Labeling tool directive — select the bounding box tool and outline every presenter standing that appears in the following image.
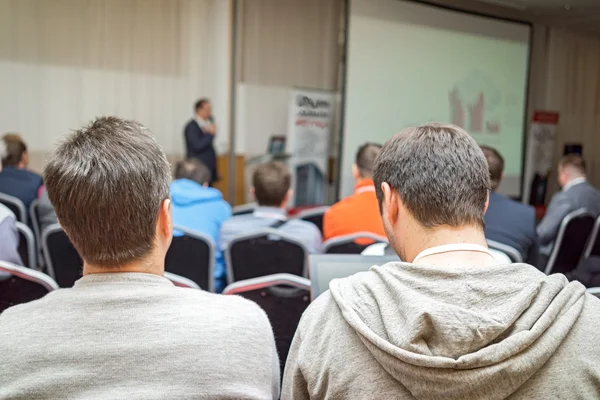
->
[184,98,218,184]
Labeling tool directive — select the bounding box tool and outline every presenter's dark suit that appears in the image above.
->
[184,119,217,184]
[484,191,539,267]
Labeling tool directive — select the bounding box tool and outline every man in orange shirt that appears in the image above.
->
[323,143,384,240]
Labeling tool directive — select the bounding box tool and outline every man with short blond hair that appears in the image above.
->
[0,117,280,399]
[283,123,600,399]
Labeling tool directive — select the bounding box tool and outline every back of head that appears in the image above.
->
[2,134,27,167]
[252,162,290,207]
[480,146,504,191]
[355,143,382,179]
[44,117,171,267]
[175,159,211,186]
[374,123,490,230]
[559,153,586,179]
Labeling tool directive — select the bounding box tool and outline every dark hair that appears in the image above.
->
[44,117,171,267]
[2,134,27,167]
[253,162,290,207]
[355,143,382,178]
[559,153,586,175]
[175,159,211,185]
[195,98,210,112]
[374,123,490,229]
[480,146,504,191]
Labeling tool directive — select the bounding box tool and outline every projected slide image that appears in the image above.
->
[449,71,501,134]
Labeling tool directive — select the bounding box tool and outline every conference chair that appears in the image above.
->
[0,260,58,313]
[309,254,399,300]
[164,271,201,289]
[232,202,257,216]
[544,209,595,275]
[487,239,523,263]
[296,206,330,234]
[323,232,388,254]
[165,226,215,292]
[42,223,83,288]
[225,229,308,284]
[587,287,600,298]
[583,215,600,259]
[223,273,311,378]
[0,192,26,223]
[16,222,36,269]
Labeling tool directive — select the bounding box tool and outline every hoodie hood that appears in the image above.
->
[170,179,223,206]
[329,262,587,400]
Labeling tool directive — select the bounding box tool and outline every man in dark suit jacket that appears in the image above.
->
[184,99,217,184]
[481,146,539,267]
[0,134,43,212]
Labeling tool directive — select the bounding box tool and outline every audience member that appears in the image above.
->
[220,162,322,253]
[323,143,385,241]
[0,117,280,398]
[0,134,43,211]
[171,159,232,292]
[537,154,600,257]
[37,188,58,233]
[0,141,23,266]
[481,146,539,266]
[282,123,600,399]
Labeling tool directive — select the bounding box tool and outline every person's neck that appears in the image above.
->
[405,224,494,267]
[83,256,164,276]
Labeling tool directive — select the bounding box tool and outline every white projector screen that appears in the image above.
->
[340,0,531,198]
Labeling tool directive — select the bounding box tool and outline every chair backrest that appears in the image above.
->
[29,199,42,244]
[323,232,388,254]
[15,222,36,269]
[42,224,83,287]
[296,206,330,234]
[225,229,308,284]
[309,254,399,300]
[487,239,523,263]
[164,271,201,289]
[545,209,595,275]
[232,202,257,216]
[165,226,215,292]
[0,192,26,223]
[583,215,600,258]
[0,261,58,313]
[587,287,600,298]
[223,273,311,378]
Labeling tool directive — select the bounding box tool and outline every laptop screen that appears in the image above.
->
[309,254,399,300]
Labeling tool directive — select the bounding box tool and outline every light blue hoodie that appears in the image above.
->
[170,179,232,292]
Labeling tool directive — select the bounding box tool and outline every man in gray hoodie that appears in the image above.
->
[282,123,600,400]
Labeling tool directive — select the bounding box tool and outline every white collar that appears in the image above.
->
[562,177,586,192]
[413,243,492,264]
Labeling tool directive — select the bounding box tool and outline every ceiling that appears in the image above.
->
[475,0,600,33]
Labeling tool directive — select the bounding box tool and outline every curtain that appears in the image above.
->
[543,28,600,190]
[0,0,232,171]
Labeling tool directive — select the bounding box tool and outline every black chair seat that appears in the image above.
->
[43,224,83,288]
[545,209,595,275]
[165,227,214,292]
[0,262,58,313]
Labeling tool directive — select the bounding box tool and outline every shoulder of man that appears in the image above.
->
[0,204,15,224]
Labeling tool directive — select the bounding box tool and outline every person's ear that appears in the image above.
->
[203,182,209,188]
[158,199,173,249]
[21,151,29,168]
[281,189,293,209]
[483,191,490,215]
[381,182,399,227]
[352,164,360,181]
[250,186,256,201]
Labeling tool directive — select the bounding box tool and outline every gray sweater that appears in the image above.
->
[0,273,280,399]
[283,262,600,399]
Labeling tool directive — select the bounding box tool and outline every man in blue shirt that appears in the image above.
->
[170,159,231,292]
[0,134,43,213]
[481,146,539,267]
[220,162,323,255]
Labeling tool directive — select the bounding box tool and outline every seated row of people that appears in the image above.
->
[1,118,599,399]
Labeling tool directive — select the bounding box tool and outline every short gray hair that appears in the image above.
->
[374,123,490,229]
[44,116,171,266]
